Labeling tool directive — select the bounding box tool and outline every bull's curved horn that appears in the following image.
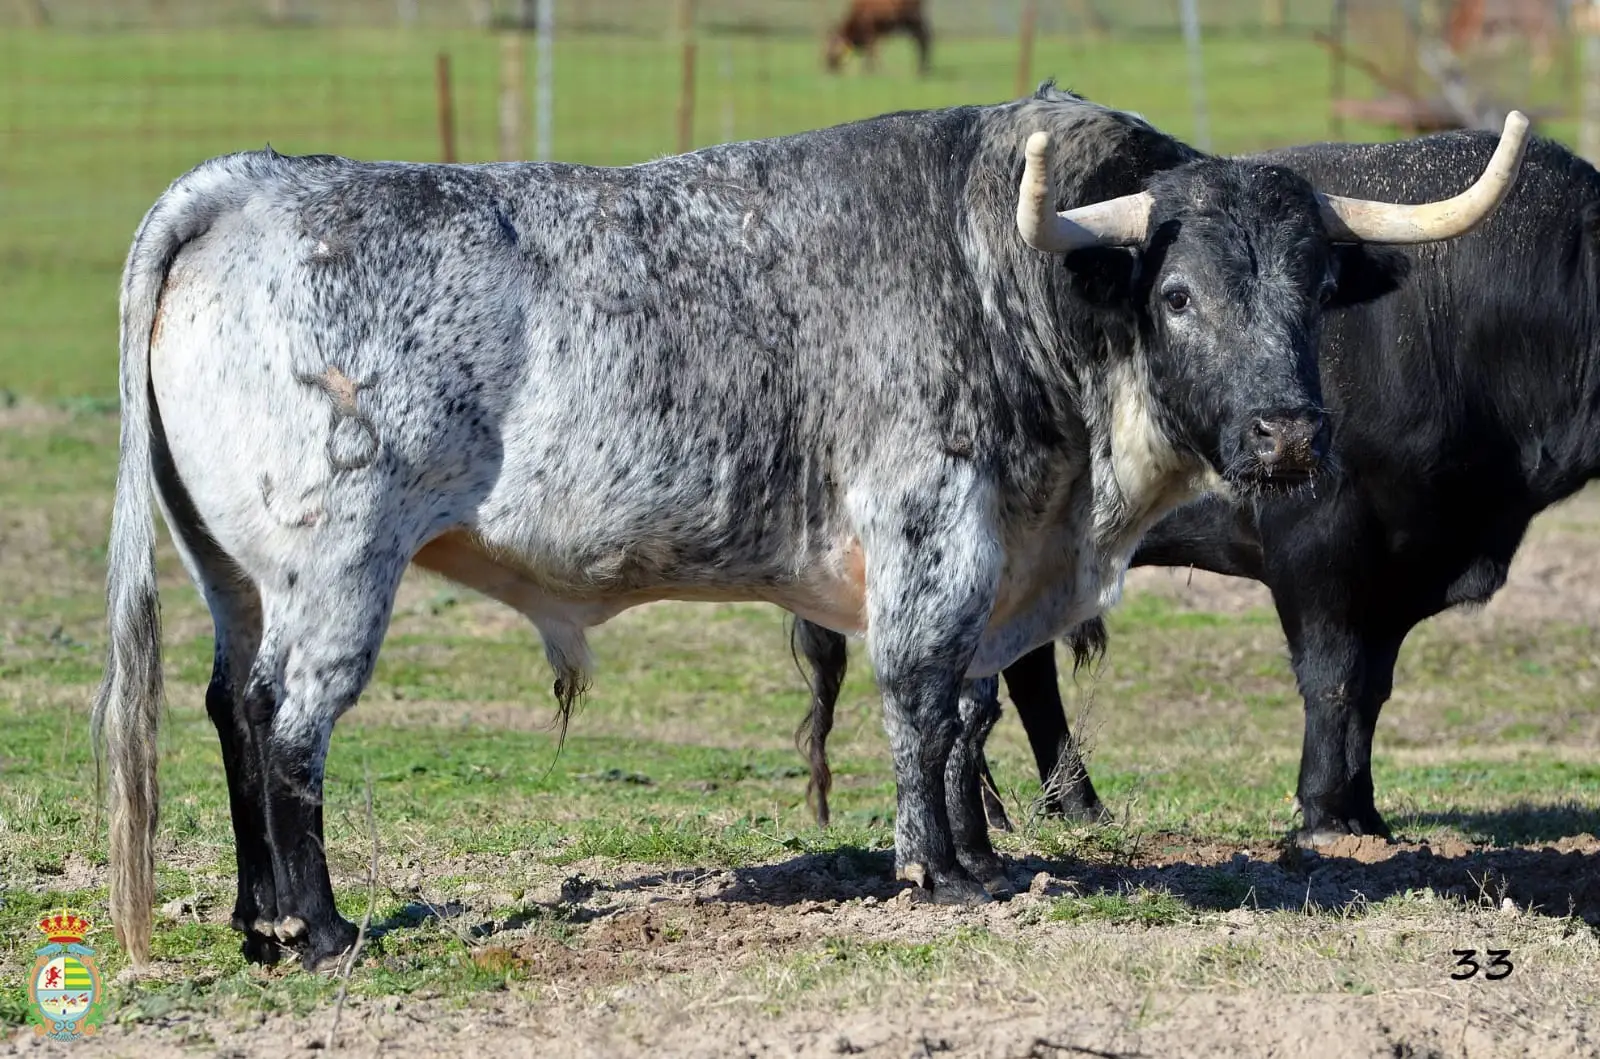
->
[1317,110,1530,244]
[1017,131,1152,252]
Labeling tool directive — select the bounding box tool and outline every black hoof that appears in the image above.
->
[1297,800,1392,847]
[298,919,360,972]
[897,861,992,906]
[241,931,285,966]
[979,874,1014,900]
[302,943,356,974]
[931,870,993,906]
[233,914,285,966]
[957,852,1013,899]
[1041,793,1111,824]
[263,912,359,973]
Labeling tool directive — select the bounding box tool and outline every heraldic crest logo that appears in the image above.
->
[28,909,104,1041]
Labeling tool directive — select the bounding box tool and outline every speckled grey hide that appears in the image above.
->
[99,86,1385,968]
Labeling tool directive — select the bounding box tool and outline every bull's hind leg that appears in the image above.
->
[1002,643,1108,823]
[946,678,1011,896]
[247,551,409,971]
[205,595,286,966]
[150,429,284,965]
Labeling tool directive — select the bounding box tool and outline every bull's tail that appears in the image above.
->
[790,619,850,828]
[93,157,257,968]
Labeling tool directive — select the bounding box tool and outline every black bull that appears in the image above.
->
[795,129,1600,842]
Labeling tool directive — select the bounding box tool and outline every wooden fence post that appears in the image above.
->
[1179,0,1211,151]
[535,0,554,160]
[1066,0,1107,41]
[15,0,51,25]
[1015,0,1039,99]
[499,34,527,161]
[677,0,698,154]
[436,51,458,163]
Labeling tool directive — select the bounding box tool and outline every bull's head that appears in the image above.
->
[1017,112,1529,490]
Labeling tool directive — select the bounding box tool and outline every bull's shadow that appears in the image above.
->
[589,836,1600,924]
[1399,803,1600,846]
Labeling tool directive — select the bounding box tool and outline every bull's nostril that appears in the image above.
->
[1251,419,1285,464]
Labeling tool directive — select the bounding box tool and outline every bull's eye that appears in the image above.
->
[1162,288,1191,313]
[1319,281,1337,305]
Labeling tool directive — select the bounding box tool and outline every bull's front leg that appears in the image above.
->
[946,677,1012,896]
[1290,626,1403,844]
[864,476,999,906]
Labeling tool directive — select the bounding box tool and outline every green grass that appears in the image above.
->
[1048,889,1192,927]
[1,25,1582,399]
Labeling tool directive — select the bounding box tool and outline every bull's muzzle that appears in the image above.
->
[1243,411,1327,482]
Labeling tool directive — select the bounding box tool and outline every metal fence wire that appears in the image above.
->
[5,2,1338,32]
[2,0,1585,397]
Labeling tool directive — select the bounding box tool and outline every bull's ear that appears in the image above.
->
[1327,244,1410,309]
[1062,246,1139,306]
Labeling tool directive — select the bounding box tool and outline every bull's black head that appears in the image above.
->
[1066,160,1407,489]
[1017,108,1528,492]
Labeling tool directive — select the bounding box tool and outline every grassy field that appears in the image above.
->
[2,25,1580,399]
[2,24,1598,1059]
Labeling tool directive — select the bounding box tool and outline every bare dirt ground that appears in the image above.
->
[12,832,1599,1059]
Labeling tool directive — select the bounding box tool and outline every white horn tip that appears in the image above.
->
[1504,110,1530,138]
[1025,131,1051,163]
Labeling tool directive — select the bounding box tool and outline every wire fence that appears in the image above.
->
[0,0,1583,396]
[4,1,1339,32]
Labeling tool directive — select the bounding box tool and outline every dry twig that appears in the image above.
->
[327,769,380,1050]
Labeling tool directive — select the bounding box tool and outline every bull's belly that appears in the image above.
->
[411,527,872,636]
[413,519,1128,681]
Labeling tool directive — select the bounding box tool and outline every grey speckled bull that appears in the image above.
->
[95,86,1519,973]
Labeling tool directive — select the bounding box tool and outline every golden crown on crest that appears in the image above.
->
[36,911,91,944]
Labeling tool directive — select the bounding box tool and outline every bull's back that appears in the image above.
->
[147,126,977,593]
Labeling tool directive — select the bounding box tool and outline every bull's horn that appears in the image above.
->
[1317,110,1531,244]
[1017,131,1152,252]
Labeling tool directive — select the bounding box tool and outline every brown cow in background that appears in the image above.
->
[825,0,931,76]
